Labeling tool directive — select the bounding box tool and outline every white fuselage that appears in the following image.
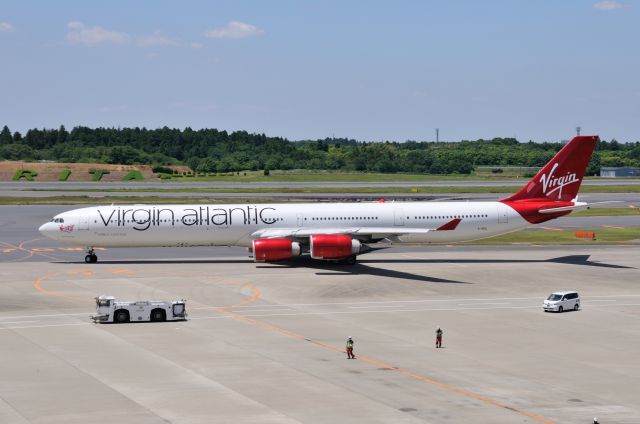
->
[39,201,529,247]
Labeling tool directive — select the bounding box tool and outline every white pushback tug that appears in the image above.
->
[92,295,187,323]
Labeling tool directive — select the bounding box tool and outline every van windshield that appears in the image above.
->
[547,294,562,301]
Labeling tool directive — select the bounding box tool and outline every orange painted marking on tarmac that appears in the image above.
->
[110,269,131,275]
[31,248,56,252]
[216,288,556,424]
[59,247,84,251]
[218,283,261,309]
[17,238,57,261]
[32,272,92,302]
[0,241,32,261]
[355,354,555,424]
[2,248,17,253]
[0,239,61,262]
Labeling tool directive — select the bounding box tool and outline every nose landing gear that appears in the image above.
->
[84,247,98,263]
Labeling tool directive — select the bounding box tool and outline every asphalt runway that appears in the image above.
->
[1,244,639,423]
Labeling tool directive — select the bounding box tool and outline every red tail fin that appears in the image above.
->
[502,135,598,203]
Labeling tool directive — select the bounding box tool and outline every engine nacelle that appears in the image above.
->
[310,234,361,260]
[252,238,301,262]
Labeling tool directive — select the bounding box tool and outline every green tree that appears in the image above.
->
[0,125,12,145]
[57,125,69,144]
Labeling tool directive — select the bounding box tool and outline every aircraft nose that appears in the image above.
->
[39,222,54,237]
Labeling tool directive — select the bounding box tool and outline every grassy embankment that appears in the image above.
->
[467,227,640,244]
[158,170,518,182]
[25,184,640,195]
[157,169,639,183]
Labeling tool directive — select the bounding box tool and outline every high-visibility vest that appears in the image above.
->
[347,340,353,348]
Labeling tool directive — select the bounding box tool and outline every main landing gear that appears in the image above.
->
[84,247,98,263]
[337,255,357,265]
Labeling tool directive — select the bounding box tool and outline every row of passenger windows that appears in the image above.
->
[307,214,488,222]
[411,214,488,219]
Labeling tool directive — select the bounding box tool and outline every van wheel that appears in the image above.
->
[150,309,166,322]
[114,310,129,323]
[558,306,563,313]
[574,303,579,311]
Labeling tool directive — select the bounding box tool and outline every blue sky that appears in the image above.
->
[1,1,638,142]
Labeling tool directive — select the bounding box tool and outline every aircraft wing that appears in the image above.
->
[251,218,461,240]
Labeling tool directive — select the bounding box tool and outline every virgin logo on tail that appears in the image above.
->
[539,163,579,199]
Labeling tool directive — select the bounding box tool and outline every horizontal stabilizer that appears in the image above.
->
[538,201,622,214]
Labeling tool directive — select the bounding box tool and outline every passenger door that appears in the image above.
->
[497,206,508,224]
[394,209,405,226]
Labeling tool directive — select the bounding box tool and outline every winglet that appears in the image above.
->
[437,218,461,231]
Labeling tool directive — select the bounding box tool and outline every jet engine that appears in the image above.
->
[309,234,361,260]
[252,238,301,262]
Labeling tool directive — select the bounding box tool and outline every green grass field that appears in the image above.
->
[165,170,513,182]
[467,227,640,244]
[570,207,640,217]
[26,184,640,195]
[130,169,640,183]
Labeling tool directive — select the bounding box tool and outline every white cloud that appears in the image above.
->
[66,21,130,46]
[0,21,15,32]
[136,30,179,47]
[203,21,264,39]
[593,1,625,10]
[191,42,203,49]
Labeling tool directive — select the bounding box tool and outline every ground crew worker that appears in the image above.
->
[346,336,356,359]
[436,327,443,348]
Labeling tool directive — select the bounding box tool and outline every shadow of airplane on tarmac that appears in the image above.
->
[257,261,471,284]
[59,254,631,285]
[360,254,633,269]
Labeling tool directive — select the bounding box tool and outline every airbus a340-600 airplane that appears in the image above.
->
[39,135,600,264]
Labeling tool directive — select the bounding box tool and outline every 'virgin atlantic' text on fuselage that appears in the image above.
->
[97,206,279,231]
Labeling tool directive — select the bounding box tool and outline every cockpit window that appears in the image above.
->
[51,218,65,223]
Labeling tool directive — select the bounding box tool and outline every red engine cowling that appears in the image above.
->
[310,234,361,260]
[252,238,301,262]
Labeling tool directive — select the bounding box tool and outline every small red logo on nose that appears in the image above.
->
[59,224,74,233]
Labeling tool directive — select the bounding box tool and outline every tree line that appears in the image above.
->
[1,125,639,175]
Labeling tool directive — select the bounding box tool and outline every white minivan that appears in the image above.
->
[543,291,580,312]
